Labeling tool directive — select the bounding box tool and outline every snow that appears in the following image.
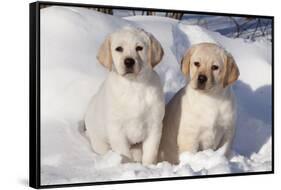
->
[40,6,272,185]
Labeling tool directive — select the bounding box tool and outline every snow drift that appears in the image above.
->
[40,6,272,185]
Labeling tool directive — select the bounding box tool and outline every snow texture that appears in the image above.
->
[40,6,272,185]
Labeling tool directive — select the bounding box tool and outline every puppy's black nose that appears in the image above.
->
[198,75,207,84]
[124,58,135,68]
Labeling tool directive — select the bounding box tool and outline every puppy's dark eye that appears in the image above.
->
[115,46,123,52]
[136,46,143,51]
[194,61,200,67]
[211,65,219,70]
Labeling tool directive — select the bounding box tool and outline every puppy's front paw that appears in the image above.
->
[142,157,156,166]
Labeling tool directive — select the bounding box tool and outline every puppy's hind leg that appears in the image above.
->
[87,131,109,155]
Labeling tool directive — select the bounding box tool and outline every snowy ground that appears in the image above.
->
[40,6,272,185]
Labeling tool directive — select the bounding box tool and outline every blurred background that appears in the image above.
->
[113,9,272,41]
[41,5,272,42]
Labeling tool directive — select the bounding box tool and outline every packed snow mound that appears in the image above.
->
[40,6,272,185]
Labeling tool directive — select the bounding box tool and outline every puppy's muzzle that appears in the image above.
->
[124,57,135,69]
[198,74,207,84]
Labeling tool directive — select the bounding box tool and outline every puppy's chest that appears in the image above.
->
[118,90,154,144]
[112,85,156,118]
[184,97,231,130]
[109,85,158,144]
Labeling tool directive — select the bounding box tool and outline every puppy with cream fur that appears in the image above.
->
[84,27,165,165]
[159,43,239,164]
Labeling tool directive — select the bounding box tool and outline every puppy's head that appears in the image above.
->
[97,27,164,79]
[181,43,239,91]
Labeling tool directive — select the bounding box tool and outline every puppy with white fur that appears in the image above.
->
[159,43,239,164]
[84,27,165,165]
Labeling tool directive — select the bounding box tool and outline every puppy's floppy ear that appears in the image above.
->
[97,35,113,70]
[148,33,164,68]
[223,52,240,88]
[181,46,194,77]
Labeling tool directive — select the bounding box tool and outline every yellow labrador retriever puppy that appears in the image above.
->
[159,43,239,164]
[84,27,165,165]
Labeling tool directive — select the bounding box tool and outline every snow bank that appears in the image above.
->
[40,6,272,185]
